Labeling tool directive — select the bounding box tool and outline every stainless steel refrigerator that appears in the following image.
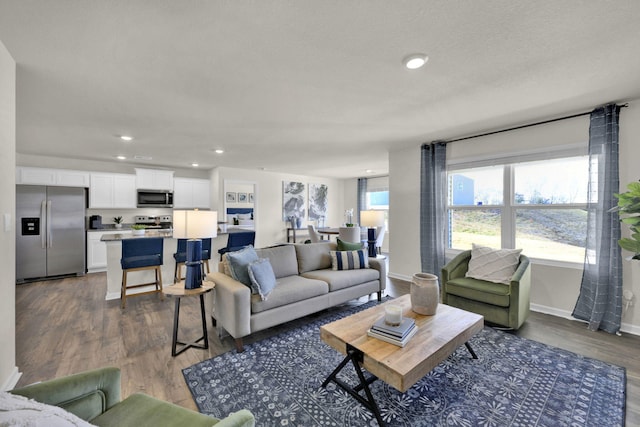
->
[16,185,86,283]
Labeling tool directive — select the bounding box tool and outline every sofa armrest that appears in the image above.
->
[208,272,252,339]
[368,257,387,291]
[510,255,530,284]
[10,367,121,421]
[214,409,256,427]
[441,250,472,283]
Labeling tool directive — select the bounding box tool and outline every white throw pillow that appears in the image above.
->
[0,391,94,427]
[465,244,522,284]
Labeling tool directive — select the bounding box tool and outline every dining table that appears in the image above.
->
[317,227,340,240]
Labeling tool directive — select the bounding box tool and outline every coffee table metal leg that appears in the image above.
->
[322,344,386,426]
[465,342,478,359]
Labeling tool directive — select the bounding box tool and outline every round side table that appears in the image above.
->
[163,280,215,357]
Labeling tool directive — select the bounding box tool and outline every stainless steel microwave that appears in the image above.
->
[137,190,173,208]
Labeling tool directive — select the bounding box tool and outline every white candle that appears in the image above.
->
[385,305,402,326]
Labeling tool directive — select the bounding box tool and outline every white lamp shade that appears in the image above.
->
[173,210,218,239]
[360,210,385,228]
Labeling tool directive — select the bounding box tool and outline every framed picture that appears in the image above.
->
[309,183,328,220]
[226,192,237,203]
[249,193,254,203]
[283,181,305,221]
[238,192,248,203]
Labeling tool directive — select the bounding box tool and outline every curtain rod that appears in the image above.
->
[443,103,629,144]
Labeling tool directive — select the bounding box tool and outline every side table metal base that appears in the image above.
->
[171,294,209,357]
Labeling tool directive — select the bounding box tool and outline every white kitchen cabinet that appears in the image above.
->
[87,230,122,273]
[135,168,174,191]
[16,167,90,187]
[89,173,136,208]
[173,177,211,209]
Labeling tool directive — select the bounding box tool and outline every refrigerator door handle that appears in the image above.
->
[47,200,52,248]
[40,200,47,248]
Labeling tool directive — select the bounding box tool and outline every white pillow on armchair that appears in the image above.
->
[465,243,522,284]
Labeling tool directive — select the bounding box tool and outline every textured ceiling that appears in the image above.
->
[1,1,639,178]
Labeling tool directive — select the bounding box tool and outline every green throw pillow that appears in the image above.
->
[336,238,363,251]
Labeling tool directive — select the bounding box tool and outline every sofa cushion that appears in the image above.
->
[248,258,277,300]
[226,245,259,289]
[251,275,329,313]
[1,392,94,427]
[337,238,364,251]
[466,244,522,284]
[445,277,511,307]
[256,245,299,278]
[302,268,379,292]
[294,242,334,273]
[330,250,369,270]
[91,393,219,427]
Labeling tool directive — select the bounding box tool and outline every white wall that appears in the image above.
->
[0,39,17,390]
[210,167,345,247]
[389,101,640,335]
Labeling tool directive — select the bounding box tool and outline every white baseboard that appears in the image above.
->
[387,272,412,282]
[1,367,22,391]
[388,282,640,337]
[530,303,640,336]
[105,291,120,300]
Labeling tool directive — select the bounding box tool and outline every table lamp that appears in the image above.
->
[173,209,217,289]
[360,210,385,258]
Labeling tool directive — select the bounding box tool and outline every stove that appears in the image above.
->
[134,215,172,229]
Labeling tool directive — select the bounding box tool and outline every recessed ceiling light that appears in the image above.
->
[120,135,133,141]
[403,54,428,69]
[365,169,374,174]
[192,163,199,167]
[116,155,126,160]
[214,149,224,154]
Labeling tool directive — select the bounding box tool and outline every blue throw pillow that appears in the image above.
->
[226,245,259,289]
[330,249,369,271]
[248,258,277,300]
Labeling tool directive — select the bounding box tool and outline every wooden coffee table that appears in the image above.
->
[320,294,483,426]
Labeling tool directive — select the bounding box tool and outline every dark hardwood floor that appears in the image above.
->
[14,273,639,425]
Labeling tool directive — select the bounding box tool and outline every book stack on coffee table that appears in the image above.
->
[367,316,418,347]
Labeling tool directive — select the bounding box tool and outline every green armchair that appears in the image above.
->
[10,367,255,427]
[441,250,531,329]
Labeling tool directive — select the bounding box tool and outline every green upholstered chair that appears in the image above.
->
[441,250,531,330]
[10,367,255,427]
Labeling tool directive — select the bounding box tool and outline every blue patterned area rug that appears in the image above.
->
[183,301,626,426]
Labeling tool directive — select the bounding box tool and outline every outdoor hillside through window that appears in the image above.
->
[448,155,589,263]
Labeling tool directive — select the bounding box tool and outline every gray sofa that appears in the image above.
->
[208,242,386,352]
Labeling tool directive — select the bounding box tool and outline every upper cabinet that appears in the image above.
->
[17,167,90,187]
[135,168,174,191]
[90,173,136,208]
[173,177,211,209]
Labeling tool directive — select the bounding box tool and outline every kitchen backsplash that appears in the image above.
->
[86,208,173,225]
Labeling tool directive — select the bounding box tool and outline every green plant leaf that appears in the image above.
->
[618,238,640,253]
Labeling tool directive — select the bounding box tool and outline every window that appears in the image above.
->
[365,177,389,230]
[447,156,588,263]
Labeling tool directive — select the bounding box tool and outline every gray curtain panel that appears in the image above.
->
[420,142,447,275]
[572,104,623,334]
[357,177,367,225]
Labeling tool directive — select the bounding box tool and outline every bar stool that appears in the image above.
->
[218,231,255,260]
[173,238,212,283]
[120,237,164,309]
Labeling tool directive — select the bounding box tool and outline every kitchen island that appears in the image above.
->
[100,229,238,301]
